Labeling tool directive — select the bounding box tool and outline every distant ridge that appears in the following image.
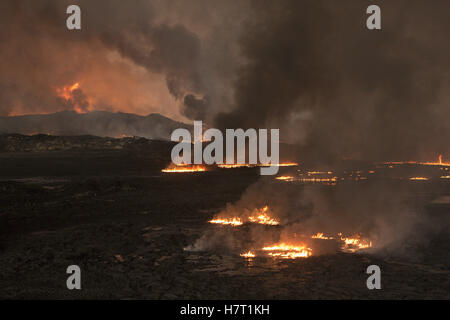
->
[0,111,192,140]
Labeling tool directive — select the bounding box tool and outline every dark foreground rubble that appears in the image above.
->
[0,138,448,299]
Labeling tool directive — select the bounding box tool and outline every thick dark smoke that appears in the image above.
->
[182,94,209,120]
[0,0,244,121]
[188,1,450,257]
[188,177,439,257]
[2,0,447,257]
[216,0,450,163]
[3,0,447,162]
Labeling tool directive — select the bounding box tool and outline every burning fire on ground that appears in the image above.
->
[239,243,312,260]
[218,164,256,169]
[276,176,295,182]
[262,243,312,259]
[311,232,372,252]
[185,157,450,259]
[247,206,280,225]
[209,217,243,226]
[218,162,298,169]
[338,233,372,253]
[209,206,279,226]
[207,206,372,259]
[409,177,429,181]
[382,155,450,167]
[311,232,334,240]
[161,164,207,173]
[240,251,256,258]
[273,155,450,185]
[239,233,373,260]
[161,162,298,173]
[269,163,298,167]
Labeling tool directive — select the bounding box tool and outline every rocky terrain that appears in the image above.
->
[0,134,448,299]
[0,111,192,140]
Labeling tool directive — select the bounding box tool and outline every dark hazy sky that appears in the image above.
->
[0,0,448,161]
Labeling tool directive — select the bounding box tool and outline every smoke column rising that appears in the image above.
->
[0,0,245,122]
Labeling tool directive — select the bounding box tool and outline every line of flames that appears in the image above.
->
[209,206,280,226]
[161,164,207,173]
[240,232,372,259]
[312,232,372,252]
[161,162,298,173]
[383,155,450,167]
[218,163,298,169]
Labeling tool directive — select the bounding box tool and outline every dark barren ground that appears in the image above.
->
[0,136,448,299]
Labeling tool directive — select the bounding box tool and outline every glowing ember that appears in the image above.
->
[306,171,330,175]
[298,177,337,183]
[383,155,450,167]
[311,232,334,240]
[161,164,207,173]
[209,217,243,226]
[240,251,256,258]
[269,162,299,167]
[262,243,312,259]
[311,232,372,252]
[217,164,255,169]
[409,177,429,181]
[218,163,298,169]
[276,176,294,181]
[339,234,372,252]
[210,206,279,226]
[248,206,280,225]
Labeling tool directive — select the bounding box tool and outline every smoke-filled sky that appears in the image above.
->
[0,0,449,162]
[0,0,245,120]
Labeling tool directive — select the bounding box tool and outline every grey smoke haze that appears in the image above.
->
[216,0,450,163]
[0,111,191,139]
[0,0,244,122]
[0,0,448,162]
[186,0,449,256]
[188,177,433,256]
[1,0,447,257]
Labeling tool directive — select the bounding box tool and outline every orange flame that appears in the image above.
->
[311,232,334,240]
[240,251,256,258]
[55,82,91,114]
[248,206,280,225]
[269,162,299,167]
[339,233,372,252]
[383,155,450,167]
[210,206,279,226]
[218,164,255,169]
[262,243,312,259]
[209,217,243,226]
[56,82,80,100]
[218,163,298,169]
[161,164,207,173]
[276,176,294,182]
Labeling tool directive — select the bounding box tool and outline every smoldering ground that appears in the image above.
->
[187,177,441,258]
[186,0,450,257]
